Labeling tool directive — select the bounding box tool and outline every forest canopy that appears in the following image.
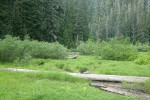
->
[0,0,150,48]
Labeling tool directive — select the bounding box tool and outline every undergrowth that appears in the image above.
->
[77,37,138,61]
[0,35,67,63]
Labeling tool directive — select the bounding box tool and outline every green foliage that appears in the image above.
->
[95,41,106,56]
[144,80,150,94]
[136,43,150,52]
[55,63,65,69]
[0,36,67,62]
[78,67,89,73]
[27,72,89,83]
[0,0,90,48]
[30,41,67,59]
[1,0,150,48]
[77,38,138,61]
[134,53,150,65]
[101,44,137,61]
[49,43,68,59]
[100,38,138,61]
[0,35,31,62]
[77,40,97,55]
[1,55,150,77]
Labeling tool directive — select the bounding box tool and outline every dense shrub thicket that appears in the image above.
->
[77,40,103,56]
[0,36,31,62]
[136,43,150,52]
[134,52,150,65]
[77,38,138,61]
[100,39,138,61]
[0,36,67,62]
[77,41,97,55]
[30,41,67,59]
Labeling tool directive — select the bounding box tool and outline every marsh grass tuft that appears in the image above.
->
[144,80,150,94]
[26,71,90,83]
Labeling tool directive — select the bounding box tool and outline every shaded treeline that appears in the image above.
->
[0,0,150,47]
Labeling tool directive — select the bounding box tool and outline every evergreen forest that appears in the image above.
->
[1,0,150,48]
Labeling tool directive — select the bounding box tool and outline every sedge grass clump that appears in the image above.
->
[79,67,89,73]
[26,72,89,83]
[55,63,65,69]
[144,80,150,94]
[76,66,89,73]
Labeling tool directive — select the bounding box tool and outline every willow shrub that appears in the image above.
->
[100,38,138,61]
[77,40,97,55]
[101,43,137,61]
[0,35,67,62]
[30,41,67,59]
[0,35,31,62]
[77,37,138,61]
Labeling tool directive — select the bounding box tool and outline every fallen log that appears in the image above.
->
[68,73,150,83]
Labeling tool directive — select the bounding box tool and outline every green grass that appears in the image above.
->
[0,71,138,100]
[144,80,150,94]
[0,53,150,77]
[26,71,89,83]
[0,53,149,99]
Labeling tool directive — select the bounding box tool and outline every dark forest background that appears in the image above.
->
[1,0,150,48]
